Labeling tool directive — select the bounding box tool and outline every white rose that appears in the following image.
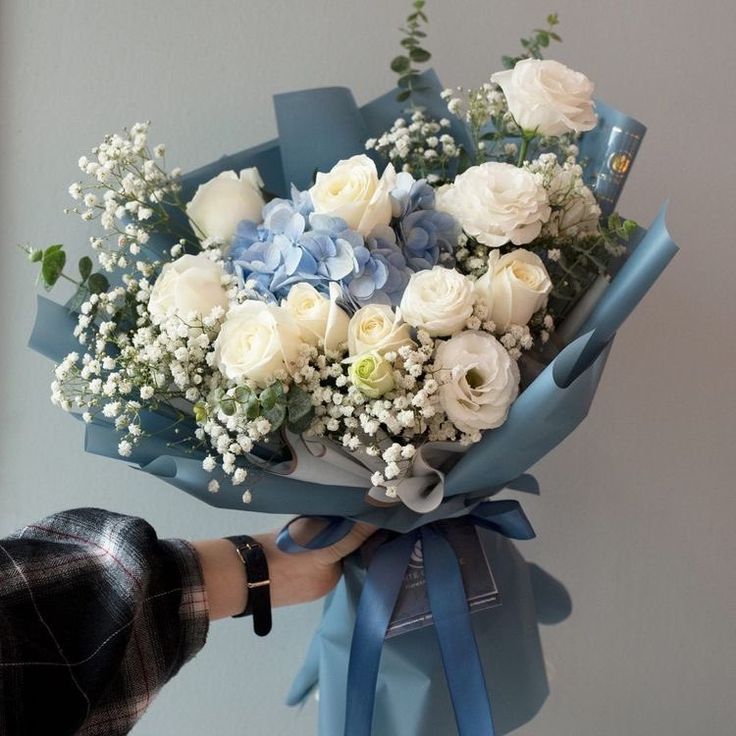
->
[148,254,229,323]
[347,304,414,357]
[186,168,265,243]
[309,155,396,236]
[436,162,550,248]
[282,282,349,351]
[213,301,302,387]
[474,249,553,331]
[399,266,474,337]
[491,59,598,137]
[435,331,520,433]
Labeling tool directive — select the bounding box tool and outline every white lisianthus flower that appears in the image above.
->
[186,168,265,243]
[399,266,474,337]
[309,155,396,236]
[474,249,552,331]
[348,304,414,356]
[213,301,302,387]
[436,162,550,248]
[349,352,395,398]
[547,169,601,237]
[148,254,229,323]
[435,331,520,433]
[491,59,598,137]
[282,282,349,351]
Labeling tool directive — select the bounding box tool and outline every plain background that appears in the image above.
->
[1,1,735,734]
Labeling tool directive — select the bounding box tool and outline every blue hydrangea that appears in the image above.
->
[399,209,459,271]
[390,171,436,218]
[229,197,360,300]
[390,172,459,270]
[348,225,410,306]
[227,176,458,305]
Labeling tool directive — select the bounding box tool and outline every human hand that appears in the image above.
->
[193,520,375,620]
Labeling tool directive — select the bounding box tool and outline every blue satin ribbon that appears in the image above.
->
[277,499,536,736]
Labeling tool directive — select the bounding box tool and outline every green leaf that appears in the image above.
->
[390,55,411,74]
[66,285,90,313]
[41,247,66,289]
[29,248,44,263]
[87,273,109,294]
[261,403,286,431]
[234,386,252,403]
[244,395,260,420]
[78,256,92,281]
[287,385,312,421]
[193,403,207,422]
[220,399,236,416]
[409,47,431,63]
[259,382,284,411]
[396,90,412,102]
[537,31,550,47]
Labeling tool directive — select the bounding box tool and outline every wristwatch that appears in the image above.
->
[224,535,272,636]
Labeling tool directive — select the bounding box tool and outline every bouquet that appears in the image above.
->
[26,5,678,734]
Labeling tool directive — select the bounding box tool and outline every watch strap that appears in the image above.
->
[225,535,272,636]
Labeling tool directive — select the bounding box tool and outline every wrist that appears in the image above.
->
[192,538,248,621]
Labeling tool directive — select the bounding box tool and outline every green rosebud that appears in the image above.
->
[349,351,395,399]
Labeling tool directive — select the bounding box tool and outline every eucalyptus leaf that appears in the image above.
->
[390,55,411,73]
[87,273,109,294]
[41,248,66,289]
[245,395,260,420]
[78,256,92,281]
[262,403,286,431]
[220,399,236,416]
[409,47,430,62]
[234,386,252,403]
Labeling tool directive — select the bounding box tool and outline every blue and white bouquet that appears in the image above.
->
[27,5,678,735]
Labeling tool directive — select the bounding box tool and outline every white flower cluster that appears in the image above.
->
[365,112,458,183]
[68,123,185,271]
[524,152,601,239]
[442,81,514,137]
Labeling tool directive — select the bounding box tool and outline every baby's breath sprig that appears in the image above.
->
[67,123,194,275]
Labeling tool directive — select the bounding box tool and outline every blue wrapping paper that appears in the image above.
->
[289,530,549,736]
[28,70,678,735]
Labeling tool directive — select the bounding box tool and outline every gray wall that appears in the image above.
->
[1,1,734,734]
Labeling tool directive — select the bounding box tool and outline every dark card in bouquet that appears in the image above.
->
[362,518,500,639]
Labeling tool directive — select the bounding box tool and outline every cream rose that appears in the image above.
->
[347,304,414,357]
[213,301,302,387]
[349,352,395,398]
[282,282,349,351]
[399,266,474,337]
[148,254,229,323]
[186,168,265,243]
[491,58,598,137]
[436,162,550,248]
[309,155,396,236]
[435,331,520,433]
[474,249,552,331]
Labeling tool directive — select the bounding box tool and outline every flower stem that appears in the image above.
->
[517,132,535,166]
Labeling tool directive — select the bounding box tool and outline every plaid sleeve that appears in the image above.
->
[0,508,209,735]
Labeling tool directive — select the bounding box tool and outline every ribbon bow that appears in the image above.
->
[277,499,535,736]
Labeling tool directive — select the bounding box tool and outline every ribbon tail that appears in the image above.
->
[422,526,496,736]
[344,534,415,736]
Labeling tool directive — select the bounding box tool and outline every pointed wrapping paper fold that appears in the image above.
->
[28,70,678,735]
